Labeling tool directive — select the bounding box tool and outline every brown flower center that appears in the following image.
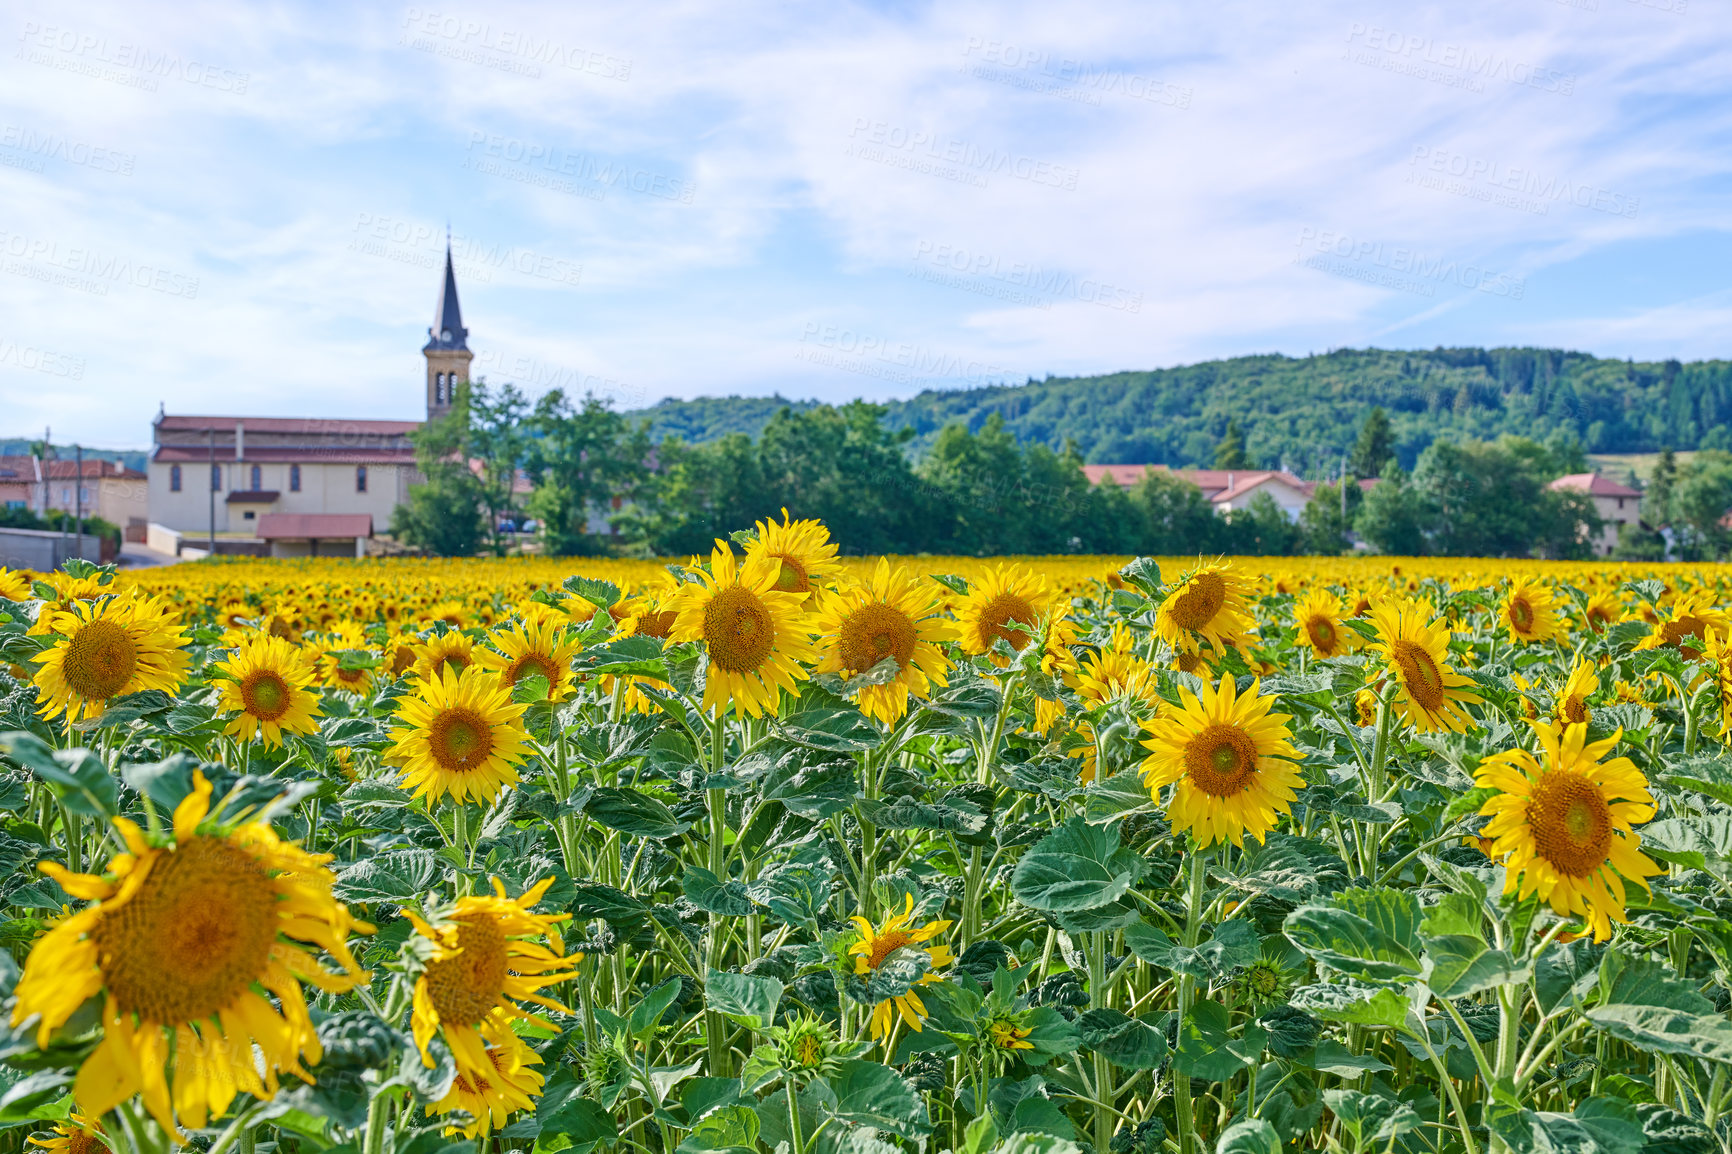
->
[505,653,558,688]
[428,707,495,771]
[1663,616,1707,661]
[1390,639,1445,711]
[864,928,912,969]
[1562,693,1590,726]
[1183,723,1259,797]
[61,619,138,701]
[773,556,809,594]
[1526,771,1613,877]
[1304,615,1337,654]
[240,670,292,721]
[423,913,507,1026]
[1168,572,1227,633]
[704,586,776,672]
[977,592,1036,651]
[635,610,677,640]
[1509,598,1535,632]
[92,836,278,1025]
[837,602,917,675]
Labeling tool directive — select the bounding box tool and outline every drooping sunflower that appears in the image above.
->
[745,508,841,597]
[814,559,956,724]
[388,666,533,805]
[1,567,34,602]
[1635,592,1731,661]
[428,1030,545,1138]
[25,572,106,636]
[11,772,371,1136]
[25,1113,103,1154]
[1292,588,1352,658]
[473,619,581,701]
[1366,600,1481,733]
[408,879,579,1082]
[1138,673,1304,848]
[847,895,955,1039]
[602,590,680,713]
[1579,591,1624,634]
[1703,629,1732,738]
[665,542,817,718]
[316,647,377,697]
[1068,626,1159,783]
[955,565,1055,660]
[216,635,323,748]
[1554,660,1600,728]
[1155,562,1256,655]
[1475,722,1662,941]
[31,593,190,723]
[412,631,477,682]
[1502,577,1560,644]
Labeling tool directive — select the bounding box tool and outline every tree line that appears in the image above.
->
[393,384,1670,560]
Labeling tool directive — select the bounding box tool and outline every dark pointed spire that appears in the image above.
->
[424,242,468,352]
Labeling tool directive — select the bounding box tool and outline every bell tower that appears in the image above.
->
[423,241,472,420]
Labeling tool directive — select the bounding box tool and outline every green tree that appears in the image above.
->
[1298,480,1360,555]
[1670,450,1732,560]
[527,390,652,556]
[1647,448,1677,529]
[1231,492,1302,555]
[392,391,486,556]
[1130,470,1226,554]
[1354,466,1431,555]
[468,380,532,555]
[1348,407,1394,479]
[1213,418,1250,470]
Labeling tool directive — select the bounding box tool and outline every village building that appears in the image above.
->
[1081,464,1349,521]
[147,247,471,556]
[1547,472,1643,556]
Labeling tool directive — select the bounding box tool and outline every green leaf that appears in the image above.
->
[563,576,621,610]
[1657,752,1732,808]
[1422,893,1524,998]
[1586,1005,1732,1064]
[676,1106,759,1154]
[1075,1009,1167,1069]
[1599,949,1713,1014]
[1638,817,1732,872]
[1322,1090,1420,1150]
[537,1068,620,1146]
[1535,939,1603,1015]
[1172,1000,1266,1081]
[333,849,442,903]
[1082,770,1158,824]
[1118,557,1163,598]
[1284,888,1423,983]
[705,969,782,1029]
[1124,919,1259,980]
[1214,1119,1281,1154]
[581,787,692,839]
[1010,817,1143,913]
[1489,1100,1647,1154]
[777,694,879,752]
[629,978,684,1040]
[822,1060,929,1138]
[0,734,117,818]
[1289,981,1412,1028]
[571,636,668,679]
[82,689,174,729]
[683,867,753,916]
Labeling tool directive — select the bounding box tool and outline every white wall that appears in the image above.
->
[147,461,406,534]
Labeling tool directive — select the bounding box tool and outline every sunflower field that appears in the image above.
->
[4,520,1732,1154]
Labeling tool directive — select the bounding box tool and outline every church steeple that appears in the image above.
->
[423,240,473,420]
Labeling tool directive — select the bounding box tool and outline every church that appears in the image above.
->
[146,248,472,557]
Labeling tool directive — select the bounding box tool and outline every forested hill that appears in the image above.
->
[630,347,1732,470]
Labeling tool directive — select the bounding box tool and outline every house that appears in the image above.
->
[1081,464,1332,522]
[0,456,147,530]
[147,245,475,557]
[1547,472,1642,556]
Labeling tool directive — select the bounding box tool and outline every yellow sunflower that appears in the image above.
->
[847,895,955,1039]
[1579,591,1624,634]
[1636,592,1731,661]
[1069,626,1159,784]
[1155,562,1256,655]
[473,619,581,701]
[25,1113,103,1154]
[388,666,532,805]
[25,572,106,636]
[1475,722,1661,941]
[955,564,1056,660]
[216,635,323,748]
[408,879,579,1082]
[413,631,477,682]
[665,542,817,718]
[10,771,371,1136]
[745,508,841,596]
[0,567,33,602]
[428,1030,545,1138]
[1502,578,1560,644]
[1138,673,1304,848]
[1703,629,1732,738]
[604,592,679,713]
[1366,600,1480,733]
[32,593,190,723]
[1554,660,1600,728]
[814,559,956,724]
[1292,588,1352,658]
[316,647,377,696]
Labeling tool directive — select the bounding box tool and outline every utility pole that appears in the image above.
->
[1339,453,1347,521]
[208,428,217,555]
[74,444,84,560]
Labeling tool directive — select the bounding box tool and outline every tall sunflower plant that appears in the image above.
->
[10,546,1732,1154]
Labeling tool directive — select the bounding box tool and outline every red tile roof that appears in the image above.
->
[255,513,373,539]
[1549,472,1642,499]
[1081,464,1316,501]
[0,456,144,480]
[155,415,421,435]
[153,446,417,464]
[225,490,280,504]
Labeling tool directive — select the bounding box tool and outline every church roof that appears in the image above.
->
[423,243,468,353]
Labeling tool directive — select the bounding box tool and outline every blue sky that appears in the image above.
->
[0,0,1725,449]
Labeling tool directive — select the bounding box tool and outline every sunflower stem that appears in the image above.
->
[706,708,732,1077]
[1089,927,1114,1154]
[1174,844,1209,1154]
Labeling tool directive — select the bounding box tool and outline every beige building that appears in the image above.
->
[0,456,147,529]
[1547,472,1643,556]
[147,246,472,556]
[1082,465,1334,522]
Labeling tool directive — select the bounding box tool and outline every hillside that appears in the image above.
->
[629,347,1732,471]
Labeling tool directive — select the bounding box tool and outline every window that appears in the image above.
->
[289,464,301,492]
[435,373,445,404]
[211,464,222,492]
[250,464,262,490]
[170,465,181,492]
[356,465,367,493]
[243,510,255,520]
